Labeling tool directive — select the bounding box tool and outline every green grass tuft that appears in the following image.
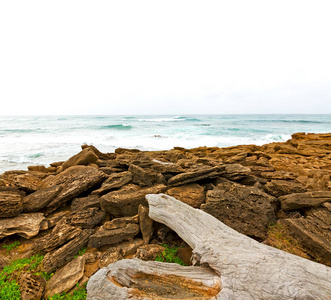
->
[155,244,186,266]
[3,241,20,255]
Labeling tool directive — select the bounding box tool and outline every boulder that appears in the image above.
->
[100,184,166,217]
[42,229,92,273]
[81,144,115,160]
[201,179,276,241]
[103,215,139,229]
[69,207,106,229]
[166,184,205,208]
[0,189,23,218]
[280,191,331,211]
[18,272,46,300]
[167,165,225,186]
[0,213,45,239]
[61,148,99,171]
[44,256,85,298]
[88,220,140,248]
[22,185,63,212]
[91,171,132,195]
[138,205,154,244]
[42,166,107,213]
[265,180,306,197]
[281,206,331,266]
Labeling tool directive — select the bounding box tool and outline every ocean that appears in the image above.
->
[0,114,330,174]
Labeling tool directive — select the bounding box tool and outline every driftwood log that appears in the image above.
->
[87,194,331,299]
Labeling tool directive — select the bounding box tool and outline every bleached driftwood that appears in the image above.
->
[87,194,331,299]
[87,259,221,299]
[147,194,331,299]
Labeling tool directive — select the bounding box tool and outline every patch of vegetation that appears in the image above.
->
[0,254,44,300]
[155,244,186,266]
[48,283,87,300]
[74,248,87,259]
[3,241,20,255]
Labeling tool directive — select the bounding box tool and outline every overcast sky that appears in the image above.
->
[0,0,330,115]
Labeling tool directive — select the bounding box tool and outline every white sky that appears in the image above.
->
[0,0,330,115]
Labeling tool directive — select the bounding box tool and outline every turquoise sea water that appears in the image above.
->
[0,114,330,174]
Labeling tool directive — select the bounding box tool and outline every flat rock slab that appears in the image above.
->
[88,222,140,248]
[167,166,224,186]
[264,179,306,197]
[91,171,132,195]
[33,217,82,252]
[0,189,23,218]
[44,256,85,298]
[43,166,107,213]
[87,259,221,300]
[201,180,276,240]
[0,213,45,239]
[22,185,63,212]
[2,173,43,193]
[100,184,166,217]
[69,207,106,229]
[166,183,205,208]
[43,229,92,273]
[280,191,331,211]
[282,206,331,266]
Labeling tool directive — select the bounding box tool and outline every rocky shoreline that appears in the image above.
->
[0,132,330,299]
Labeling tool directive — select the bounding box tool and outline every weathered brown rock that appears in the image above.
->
[103,215,139,230]
[167,165,224,186]
[19,272,46,300]
[88,222,140,248]
[61,148,99,171]
[129,164,159,187]
[1,172,43,193]
[0,189,23,218]
[69,207,106,229]
[81,144,116,160]
[260,170,298,180]
[33,217,82,252]
[136,244,165,261]
[44,256,85,298]
[280,191,331,211]
[0,213,45,239]
[281,206,331,266]
[42,166,107,213]
[222,164,251,181]
[22,185,63,212]
[177,247,193,266]
[91,171,132,195]
[138,205,154,244]
[71,195,100,211]
[100,184,167,217]
[265,180,306,197]
[166,183,205,208]
[201,179,276,241]
[42,229,92,273]
[46,210,70,228]
[98,248,123,268]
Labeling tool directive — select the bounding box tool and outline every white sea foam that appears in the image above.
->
[0,114,330,174]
